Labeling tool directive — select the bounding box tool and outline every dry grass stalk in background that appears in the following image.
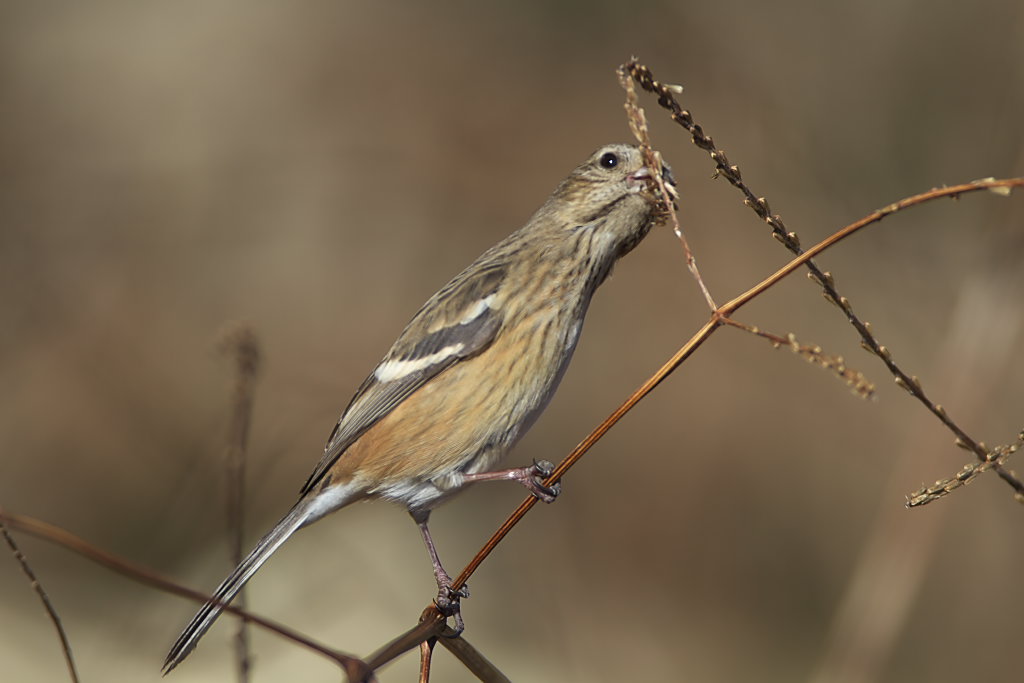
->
[216,323,262,683]
[1,516,79,683]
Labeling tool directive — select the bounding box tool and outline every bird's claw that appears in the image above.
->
[525,460,561,503]
[430,565,468,634]
[434,576,469,636]
[532,459,555,478]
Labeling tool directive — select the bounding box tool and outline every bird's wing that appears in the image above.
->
[300,261,508,494]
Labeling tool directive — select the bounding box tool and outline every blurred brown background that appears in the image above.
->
[2,2,1023,681]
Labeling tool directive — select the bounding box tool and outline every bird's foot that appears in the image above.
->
[521,460,561,503]
[458,460,562,502]
[433,571,469,636]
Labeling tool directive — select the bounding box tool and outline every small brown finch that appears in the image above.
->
[164,143,674,672]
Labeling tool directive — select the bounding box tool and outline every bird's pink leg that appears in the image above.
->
[411,510,469,634]
[460,459,561,503]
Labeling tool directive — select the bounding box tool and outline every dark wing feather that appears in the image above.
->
[300,261,507,493]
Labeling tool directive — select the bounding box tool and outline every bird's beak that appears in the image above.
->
[627,166,652,193]
[629,163,679,206]
[629,166,652,182]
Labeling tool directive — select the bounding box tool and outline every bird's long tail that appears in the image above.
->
[163,487,353,674]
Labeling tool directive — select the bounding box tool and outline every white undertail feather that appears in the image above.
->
[163,483,361,673]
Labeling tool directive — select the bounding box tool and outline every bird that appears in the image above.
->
[163,142,675,672]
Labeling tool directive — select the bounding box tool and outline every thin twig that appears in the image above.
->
[617,64,714,310]
[364,607,447,672]
[626,59,1024,499]
[217,323,261,682]
[0,510,374,681]
[719,318,875,399]
[1,517,79,683]
[434,629,513,683]
[368,609,511,683]
[418,637,435,683]
[445,177,1024,597]
[907,432,1023,506]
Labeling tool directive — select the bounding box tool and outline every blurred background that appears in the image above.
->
[2,2,1023,681]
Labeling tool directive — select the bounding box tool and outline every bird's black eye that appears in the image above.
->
[599,151,619,169]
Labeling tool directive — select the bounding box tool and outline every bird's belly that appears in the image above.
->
[339,315,581,508]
